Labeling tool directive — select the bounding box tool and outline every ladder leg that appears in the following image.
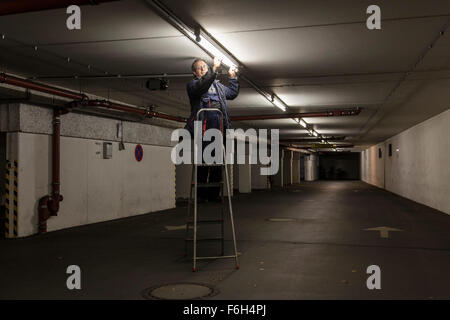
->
[185,164,195,256]
[193,163,198,272]
[223,145,239,269]
[220,174,224,256]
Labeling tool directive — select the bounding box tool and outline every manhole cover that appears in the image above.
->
[267,218,297,222]
[142,283,217,300]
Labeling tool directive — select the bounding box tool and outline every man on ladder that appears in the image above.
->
[186,57,239,201]
[184,57,240,271]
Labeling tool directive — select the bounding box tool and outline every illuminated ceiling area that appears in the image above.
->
[1,0,449,152]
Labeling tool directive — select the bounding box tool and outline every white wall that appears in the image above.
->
[361,109,450,214]
[17,132,175,236]
[360,142,385,189]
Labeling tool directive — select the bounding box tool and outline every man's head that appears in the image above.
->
[191,58,209,78]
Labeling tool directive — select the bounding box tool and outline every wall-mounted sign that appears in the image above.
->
[135,144,143,162]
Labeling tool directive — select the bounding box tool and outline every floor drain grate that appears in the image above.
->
[142,283,217,300]
[267,218,297,222]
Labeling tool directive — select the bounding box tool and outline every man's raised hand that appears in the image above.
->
[228,66,238,78]
[213,57,222,72]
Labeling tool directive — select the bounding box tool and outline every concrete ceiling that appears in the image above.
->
[0,0,449,150]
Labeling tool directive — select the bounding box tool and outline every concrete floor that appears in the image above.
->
[1,181,450,300]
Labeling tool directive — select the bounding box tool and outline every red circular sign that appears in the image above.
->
[135,144,143,162]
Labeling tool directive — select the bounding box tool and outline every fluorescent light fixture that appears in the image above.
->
[193,34,237,69]
[321,139,325,143]
[271,95,286,111]
[299,119,307,128]
[312,131,318,137]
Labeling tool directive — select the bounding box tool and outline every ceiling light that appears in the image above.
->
[299,119,307,128]
[187,27,237,69]
[193,35,237,68]
[271,95,286,111]
[312,131,318,137]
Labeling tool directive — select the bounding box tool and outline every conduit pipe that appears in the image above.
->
[230,108,361,121]
[0,0,120,16]
[38,108,68,233]
[1,73,361,123]
[0,72,186,122]
[82,100,186,123]
[280,137,347,143]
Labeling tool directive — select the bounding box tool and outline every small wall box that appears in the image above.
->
[103,142,112,159]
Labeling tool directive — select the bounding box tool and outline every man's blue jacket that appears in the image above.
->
[185,69,239,135]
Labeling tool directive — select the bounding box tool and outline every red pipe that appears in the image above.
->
[38,108,67,233]
[0,0,120,16]
[230,108,361,121]
[1,72,361,124]
[281,136,347,143]
[84,100,187,123]
[0,72,186,122]
[0,73,84,101]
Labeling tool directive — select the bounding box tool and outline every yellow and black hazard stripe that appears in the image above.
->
[13,161,18,237]
[4,162,10,238]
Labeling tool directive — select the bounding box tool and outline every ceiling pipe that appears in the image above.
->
[0,0,121,16]
[280,136,347,143]
[0,73,85,101]
[38,107,69,233]
[0,72,187,122]
[81,100,186,123]
[32,73,193,80]
[292,144,355,148]
[230,108,361,121]
[1,72,360,124]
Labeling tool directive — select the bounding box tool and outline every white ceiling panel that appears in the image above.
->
[0,0,180,44]
[162,0,450,34]
[274,82,395,108]
[213,18,448,79]
[27,37,209,75]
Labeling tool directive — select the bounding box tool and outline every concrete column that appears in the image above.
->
[251,163,270,190]
[283,150,293,186]
[238,164,251,193]
[175,164,192,199]
[305,154,318,181]
[273,149,284,187]
[292,152,301,184]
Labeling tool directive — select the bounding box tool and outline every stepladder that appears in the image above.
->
[184,108,239,272]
